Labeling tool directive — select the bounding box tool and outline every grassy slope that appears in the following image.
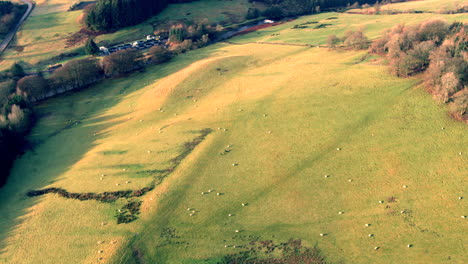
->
[0,0,258,71]
[0,1,467,263]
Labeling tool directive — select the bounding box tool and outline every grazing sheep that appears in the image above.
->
[336,148,341,151]
[208,189,212,193]
[218,127,222,130]
[201,192,206,195]
[126,181,130,184]
[324,175,330,178]
[379,201,384,204]
[147,150,151,153]
[365,224,371,227]
[116,183,120,186]
[263,114,267,117]
[100,178,103,180]
[187,208,191,211]
[338,212,344,215]
[192,210,195,213]
[348,179,353,182]
[400,210,405,214]
[462,216,466,219]
[232,163,238,166]
[267,131,272,134]
[224,245,228,248]
[101,222,106,226]
[242,203,246,206]
[459,197,463,200]
[368,234,373,237]
[403,185,408,188]
[190,213,193,216]
[97,241,103,244]
[224,129,228,131]
[441,127,445,130]
[98,250,103,253]
[235,230,240,233]
[139,119,143,122]
[228,214,233,217]
[101,174,105,177]
[374,247,380,250]
[319,233,325,236]
[407,244,412,248]
[217,193,221,196]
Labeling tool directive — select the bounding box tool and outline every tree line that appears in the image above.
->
[369,20,467,121]
[0,1,27,37]
[85,0,199,31]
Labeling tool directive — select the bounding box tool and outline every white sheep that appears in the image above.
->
[365,224,371,227]
[368,234,373,237]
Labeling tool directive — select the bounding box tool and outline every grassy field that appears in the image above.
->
[0,0,261,71]
[0,0,467,264]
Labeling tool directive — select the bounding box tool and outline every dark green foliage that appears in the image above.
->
[169,27,186,43]
[261,6,283,20]
[116,200,142,224]
[86,0,180,31]
[245,7,260,20]
[0,1,27,36]
[10,63,25,80]
[85,38,100,55]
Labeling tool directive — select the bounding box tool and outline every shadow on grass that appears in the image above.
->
[0,46,219,256]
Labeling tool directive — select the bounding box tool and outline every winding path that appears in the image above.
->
[0,0,34,56]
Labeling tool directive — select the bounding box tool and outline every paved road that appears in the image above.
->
[0,0,34,56]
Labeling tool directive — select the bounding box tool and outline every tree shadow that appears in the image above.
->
[0,45,219,255]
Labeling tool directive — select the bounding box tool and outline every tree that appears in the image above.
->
[344,30,369,49]
[50,58,103,90]
[245,8,260,19]
[85,38,100,55]
[10,63,25,80]
[148,45,172,64]
[326,35,340,48]
[16,75,49,102]
[102,49,141,77]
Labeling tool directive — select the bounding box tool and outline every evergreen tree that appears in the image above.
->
[85,38,100,55]
[10,63,25,80]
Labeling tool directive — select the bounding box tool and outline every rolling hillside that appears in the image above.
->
[0,0,467,263]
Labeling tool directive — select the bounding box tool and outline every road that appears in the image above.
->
[0,0,34,56]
